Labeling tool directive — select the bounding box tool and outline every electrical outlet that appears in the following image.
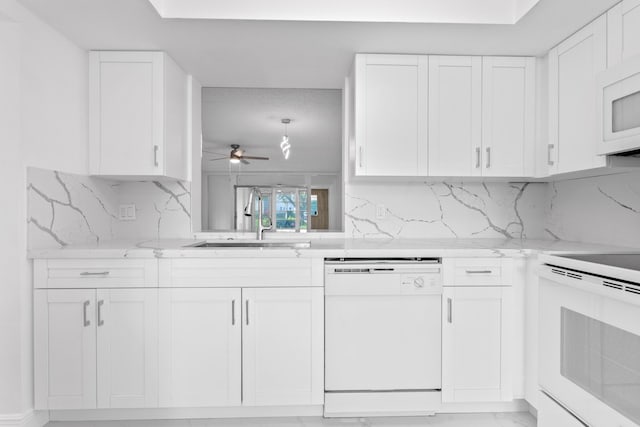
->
[118,204,136,221]
[376,204,386,219]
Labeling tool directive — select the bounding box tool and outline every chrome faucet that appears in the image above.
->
[244,187,272,240]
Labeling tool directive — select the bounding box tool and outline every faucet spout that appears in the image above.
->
[247,188,272,240]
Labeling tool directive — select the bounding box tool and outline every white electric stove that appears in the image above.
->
[538,252,640,427]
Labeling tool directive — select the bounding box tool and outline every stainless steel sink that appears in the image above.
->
[186,240,311,249]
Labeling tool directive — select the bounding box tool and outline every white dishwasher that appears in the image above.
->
[324,258,443,417]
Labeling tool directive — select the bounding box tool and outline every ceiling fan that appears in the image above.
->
[205,144,270,165]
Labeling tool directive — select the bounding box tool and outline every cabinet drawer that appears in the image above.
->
[34,259,158,289]
[443,258,513,286]
[159,258,322,288]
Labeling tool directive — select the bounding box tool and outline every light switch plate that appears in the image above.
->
[118,204,136,221]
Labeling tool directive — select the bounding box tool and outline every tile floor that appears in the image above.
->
[46,412,535,427]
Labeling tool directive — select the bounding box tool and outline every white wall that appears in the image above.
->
[0,0,88,421]
[0,18,24,416]
[17,4,88,174]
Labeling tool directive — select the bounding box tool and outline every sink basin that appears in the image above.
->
[186,240,311,249]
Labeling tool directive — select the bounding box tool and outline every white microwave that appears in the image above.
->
[597,55,640,155]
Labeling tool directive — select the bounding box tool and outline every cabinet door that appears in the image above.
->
[428,56,482,176]
[355,54,428,176]
[442,286,513,402]
[96,289,158,408]
[242,287,323,406]
[482,57,535,177]
[607,0,640,67]
[34,289,96,410]
[89,51,163,176]
[158,288,241,407]
[548,16,607,174]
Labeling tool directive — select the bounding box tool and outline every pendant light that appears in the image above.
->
[280,118,291,160]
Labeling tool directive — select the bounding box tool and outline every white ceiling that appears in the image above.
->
[19,0,618,89]
[201,88,342,173]
[147,0,540,24]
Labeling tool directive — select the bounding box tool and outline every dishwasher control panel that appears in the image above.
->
[400,274,441,294]
[325,258,443,296]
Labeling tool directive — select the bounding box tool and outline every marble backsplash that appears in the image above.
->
[27,167,192,249]
[344,182,548,239]
[545,171,640,248]
[27,167,640,249]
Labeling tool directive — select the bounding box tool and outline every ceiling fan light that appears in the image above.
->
[229,157,240,164]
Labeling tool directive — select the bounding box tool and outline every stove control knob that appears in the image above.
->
[414,277,425,288]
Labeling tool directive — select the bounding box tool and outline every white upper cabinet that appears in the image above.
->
[89,51,188,180]
[354,53,535,178]
[354,54,428,176]
[607,0,640,67]
[481,57,535,177]
[428,56,482,177]
[548,16,608,175]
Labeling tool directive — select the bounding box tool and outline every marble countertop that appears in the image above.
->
[28,238,639,259]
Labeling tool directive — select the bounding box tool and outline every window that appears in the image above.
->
[235,186,309,232]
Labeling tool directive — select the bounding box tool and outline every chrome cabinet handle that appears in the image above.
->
[80,271,109,276]
[359,146,363,169]
[475,147,481,169]
[547,144,555,166]
[447,298,452,324]
[83,300,90,327]
[97,300,104,326]
[231,299,236,325]
[154,145,159,167]
[245,300,249,325]
[465,269,493,274]
[485,147,491,168]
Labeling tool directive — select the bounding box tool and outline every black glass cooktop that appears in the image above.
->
[558,254,640,272]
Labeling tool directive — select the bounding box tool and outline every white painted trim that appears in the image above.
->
[50,405,323,421]
[0,410,49,427]
[147,0,539,24]
[438,398,530,413]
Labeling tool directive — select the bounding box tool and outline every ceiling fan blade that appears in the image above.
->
[241,159,250,165]
[241,156,270,160]
[207,156,230,161]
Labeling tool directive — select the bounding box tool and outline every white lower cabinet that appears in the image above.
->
[35,288,158,410]
[34,257,324,413]
[441,285,513,402]
[35,289,97,410]
[158,288,242,407]
[157,287,324,408]
[242,287,324,406]
[96,289,159,408]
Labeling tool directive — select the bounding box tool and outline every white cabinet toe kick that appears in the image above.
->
[323,391,442,418]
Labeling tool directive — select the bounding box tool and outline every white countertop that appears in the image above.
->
[28,238,639,259]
